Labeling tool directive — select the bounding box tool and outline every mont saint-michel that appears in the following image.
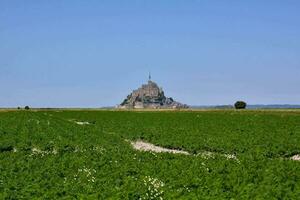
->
[118,76,188,109]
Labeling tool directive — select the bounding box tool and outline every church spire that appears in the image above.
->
[148,72,151,82]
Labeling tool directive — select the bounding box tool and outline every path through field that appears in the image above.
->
[130,140,190,155]
[129,140,239,161]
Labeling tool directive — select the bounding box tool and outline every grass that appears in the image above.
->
[0,110,300,199]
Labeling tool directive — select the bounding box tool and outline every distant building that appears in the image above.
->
[118,76,188,109]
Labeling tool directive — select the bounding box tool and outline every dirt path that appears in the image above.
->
[130,140,190,155]
[291,155,300,161]
[75,121,90,125]
[128,140,239,161]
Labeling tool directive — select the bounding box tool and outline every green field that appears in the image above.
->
[1,110,300,199]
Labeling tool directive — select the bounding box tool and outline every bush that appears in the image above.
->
[234,101,247,109]
[0,145,14,152]
[25,106,30,110]
[0,140,14,152]
[120,99,128,106]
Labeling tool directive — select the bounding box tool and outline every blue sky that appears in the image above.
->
[0,0,299,107]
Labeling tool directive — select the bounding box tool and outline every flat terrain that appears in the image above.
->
[1,110,300,199]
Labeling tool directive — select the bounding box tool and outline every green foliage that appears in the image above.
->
[235,101,247,109]
[0,110,300,199]
[143,96,151,103]
[25,106,30,110]
[157,91,166,101]
[0,143,13,152]
[120,99,128,106]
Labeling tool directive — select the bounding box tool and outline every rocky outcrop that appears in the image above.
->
[118,80,188,109]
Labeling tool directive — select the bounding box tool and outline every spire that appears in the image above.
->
[148,72,151,82]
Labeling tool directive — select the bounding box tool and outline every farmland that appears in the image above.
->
[1,110,300,199]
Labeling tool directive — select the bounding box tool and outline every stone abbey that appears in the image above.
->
[118,75,188,109]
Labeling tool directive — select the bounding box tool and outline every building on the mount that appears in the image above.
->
[118,76,188,109]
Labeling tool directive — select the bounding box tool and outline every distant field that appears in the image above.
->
[1,110,300,199]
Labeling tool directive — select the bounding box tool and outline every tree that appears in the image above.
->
[120,99,128,106]
[234,101,247,109]
[25,106,30,110]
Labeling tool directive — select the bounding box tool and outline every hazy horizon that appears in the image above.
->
[1,1,299,107]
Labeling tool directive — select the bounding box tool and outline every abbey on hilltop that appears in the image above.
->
[118,74,188,109]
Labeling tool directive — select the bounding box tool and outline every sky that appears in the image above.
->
[0,0,299,107]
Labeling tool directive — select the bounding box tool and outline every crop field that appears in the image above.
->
[1,110,300,199]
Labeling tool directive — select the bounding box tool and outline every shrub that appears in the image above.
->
[234,101,247,109]
[25,106,30,110]
[0,145,13,152]
[0,140,14,152]
[120,99,128,106]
